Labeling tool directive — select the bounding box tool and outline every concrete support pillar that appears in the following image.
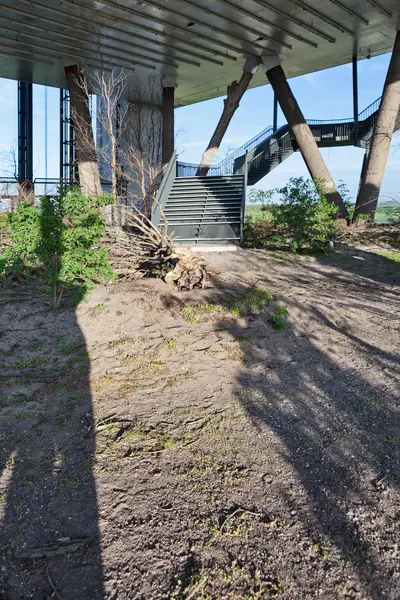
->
[354,30,400,219]
[196,57,260,177]
[263,56,348,219]
[64,65,101,197]
[162,79,175,172]
[18,81,34,200]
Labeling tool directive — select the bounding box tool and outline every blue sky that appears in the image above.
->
[0,53,398,202]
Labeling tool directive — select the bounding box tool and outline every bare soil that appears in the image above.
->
[0,245,399,600]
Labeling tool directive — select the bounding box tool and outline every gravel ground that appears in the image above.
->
[0,245,399,599]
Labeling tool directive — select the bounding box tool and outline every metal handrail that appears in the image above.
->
[307,117,354,125]
[152,151,177,228]
[177,95,383,177]
[358,96,382,122]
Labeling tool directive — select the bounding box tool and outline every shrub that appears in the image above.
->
[243,213,276,247]
[269,178,339,251]
[245,177,339,252]
[1,188,115,306]
[228,286,273,317]
[268,305,288,330]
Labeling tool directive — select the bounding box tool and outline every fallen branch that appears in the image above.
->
[46,565,62,600]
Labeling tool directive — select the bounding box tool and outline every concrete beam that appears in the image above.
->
[354,30,400,218]
[64,65,102,197]
[196,59,261,176]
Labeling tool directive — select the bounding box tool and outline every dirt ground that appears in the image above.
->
[0,245,399,600]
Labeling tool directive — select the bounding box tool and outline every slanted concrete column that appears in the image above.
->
[354,30,400,219]
[196,58,260,176]
[162,76,176,172]
[64,65,102,197]
[263,56,348,219]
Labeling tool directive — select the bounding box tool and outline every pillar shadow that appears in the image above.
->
[0,202,103,598]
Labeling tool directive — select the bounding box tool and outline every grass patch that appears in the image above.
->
[172,561,282,599]
[386,435,400,446]
[164,338,177,349]
[7,394,30,406]
[370,249,400,263]
[181,302,224,324]
[108,337,135,349]
[16,356,50,369]
[268,305,288,330]
[61,342,85,354]
[228,286,273,317]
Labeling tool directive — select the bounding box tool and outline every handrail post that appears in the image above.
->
[353,55,360,146]
[240,151,248,245]
[273,92,278,133]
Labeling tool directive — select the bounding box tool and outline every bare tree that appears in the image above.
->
[71,69,209,288]
[0,144,32,210]
[89,70,128,200]
[78,69,163,216]
[0,144,18,180]
[122,76,163,216]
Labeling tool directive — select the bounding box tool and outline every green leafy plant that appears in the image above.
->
[1,188,115,306]
[245,177,340,252]
[268,305,288,330]
[164,338,177,349]
[270,178,339,251]
[229,286,273,317]
[248,188,274,206]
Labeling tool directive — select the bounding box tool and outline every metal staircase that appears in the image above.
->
[154,96,399,243]
[156,172,245,243]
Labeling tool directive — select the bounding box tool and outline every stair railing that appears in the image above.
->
[152,151,177,227]
[241,152,248,244]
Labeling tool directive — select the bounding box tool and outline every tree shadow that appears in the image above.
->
[198,264,400,598]
[311,245,400,286]
[0,202,103,598]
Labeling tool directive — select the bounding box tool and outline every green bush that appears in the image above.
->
[270,178,339,251]
[268,305,288,330]
[243,212,279,247]
[1,188,115,306]
[245,177,339,252]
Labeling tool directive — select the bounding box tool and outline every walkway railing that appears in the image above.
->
[177,96,383,178]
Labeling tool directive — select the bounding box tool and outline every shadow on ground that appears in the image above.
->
[0,286,103,598]
[0,194,103,599]
[184,247,400,598]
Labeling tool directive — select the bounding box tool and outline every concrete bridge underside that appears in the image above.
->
[0,0,398,105]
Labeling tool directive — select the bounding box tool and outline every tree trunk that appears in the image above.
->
[196,71,253,177]
[266,65,348,220]
[354,31,400,220]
